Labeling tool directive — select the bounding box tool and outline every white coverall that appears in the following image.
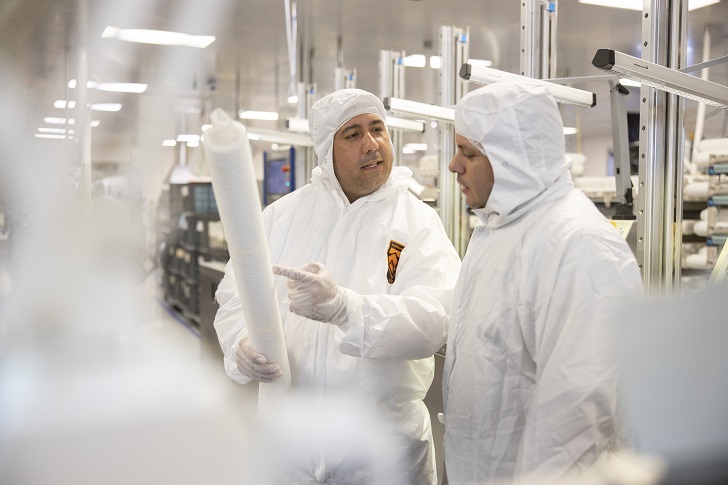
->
[214,89,461,484]
[442,83,643,484]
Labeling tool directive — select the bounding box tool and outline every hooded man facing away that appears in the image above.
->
[213,89,461,484]
[442,82,643,485]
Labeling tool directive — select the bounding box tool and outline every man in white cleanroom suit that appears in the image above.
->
[441,82,643,484]
[214,89,461,484]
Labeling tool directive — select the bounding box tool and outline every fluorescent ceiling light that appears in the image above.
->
[563,127,578,135]
[592,48,728,108]
[383,97,455,122]
[402,147,418,155]
[239,110,279,121]
[38,127,73,134]
[54,100,123,111]
[45,118,100,127]
[201,124,211,132]
[244,127,313,147]
[460,64,597,108]
[186,141,200,148]
[90,103,122,112]
[287,95,299,104]
[578,0,719,10]
[35,134,69,140]
[102,26,215,48]
[404,143,428,151]
[95,82,147,93]
[68,79,147,93]
[429,56,441,69]
[44,117,74,125]
[162,139,177,147]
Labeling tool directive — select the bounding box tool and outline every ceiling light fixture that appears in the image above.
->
[592,48,728,108]
[162,139,177,147]
[578,0,719,10]
[68,79,147,93]
[54,100,123,111]
[102,26,215,48]
[239,110,279,121]
[245,127,313,146]
[460,64,597,108]
[383,97,455,122]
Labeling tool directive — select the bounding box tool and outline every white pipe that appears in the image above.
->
[203,108,291,398]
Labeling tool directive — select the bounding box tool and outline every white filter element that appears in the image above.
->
[682,219,698,236]
[684,181,710,199]
[694,220,709,237]
[685,252,709,270]
[203,108,291,397]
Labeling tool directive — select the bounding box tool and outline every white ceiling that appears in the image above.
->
[1,0,727,171]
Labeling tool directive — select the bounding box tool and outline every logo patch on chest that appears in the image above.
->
[386,240,405,284]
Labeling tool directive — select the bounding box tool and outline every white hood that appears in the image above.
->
[309,88,396,202]
[454,82,572,223]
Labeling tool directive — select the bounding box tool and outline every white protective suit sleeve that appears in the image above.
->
[329,207,459,361]
[214,260,254,384]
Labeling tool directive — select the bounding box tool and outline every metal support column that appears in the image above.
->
[438,26,469,255]
[379,50,406,163]
[295,82,316,188]
[522,0,558,78]
[637,0,688,293]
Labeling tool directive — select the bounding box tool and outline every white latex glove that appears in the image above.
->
[235,336,283,382]
[272,261,348,325]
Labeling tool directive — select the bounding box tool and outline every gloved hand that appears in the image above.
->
[272,261,348,325]
[235,336,283,382]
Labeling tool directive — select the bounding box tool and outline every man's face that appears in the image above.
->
[448,134,494,209]
[332,113,393,202]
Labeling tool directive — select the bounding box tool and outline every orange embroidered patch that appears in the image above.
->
[387,240,405,284]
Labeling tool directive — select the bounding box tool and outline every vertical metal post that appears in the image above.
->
[521,0,541,77]
[439,26,469,255]
[295,82,316,188]
[637,0,687,293]
[666,0,687,290]
[379,50,406,164]
[542,1,558,79]
[522,1,558,79]
[690,26,711,165]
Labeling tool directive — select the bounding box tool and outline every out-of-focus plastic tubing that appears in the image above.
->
[202,108,291,397]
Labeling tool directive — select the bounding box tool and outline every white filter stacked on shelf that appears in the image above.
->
[202,108,291,399]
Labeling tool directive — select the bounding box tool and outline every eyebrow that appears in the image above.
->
[339,119,384,137]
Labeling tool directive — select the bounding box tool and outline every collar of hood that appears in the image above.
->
[472,171,573,228]
[311,153,413,208]
[456,82,572,223]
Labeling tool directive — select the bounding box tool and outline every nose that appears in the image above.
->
[362,131,378,152]
[448,156,461,174]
